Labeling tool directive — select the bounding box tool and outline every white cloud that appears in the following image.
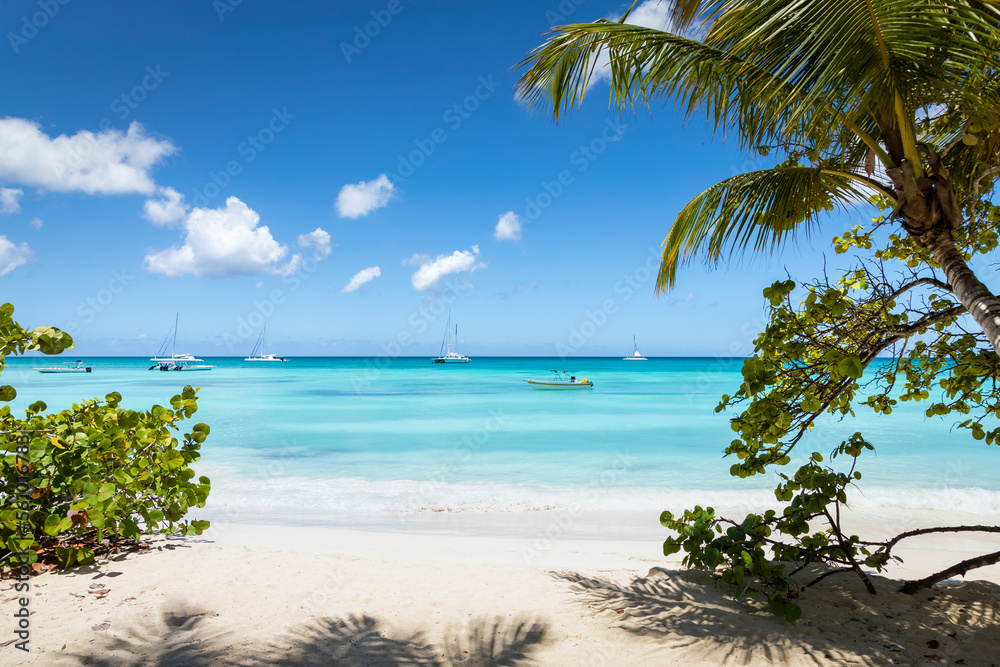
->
[342,266,382,293]
[335,173,395,218]
[0,118,176,195]
[402,252,430,266]
[592,1,676,82]
[144,197,302,278]
[0,236,33,276]
[29,217,43,229]
[0,187,23,213]
[494,211,523,241]
[410,245,484,291]
[626,0,674,31]
[298,227,332,259]
[143,186,188,226]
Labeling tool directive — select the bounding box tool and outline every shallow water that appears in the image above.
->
[4,356,997,513]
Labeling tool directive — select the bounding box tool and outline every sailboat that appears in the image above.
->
[245,324,287,362]
[432,313,470,363]
[623,336,647,361]
[149,314,213,371]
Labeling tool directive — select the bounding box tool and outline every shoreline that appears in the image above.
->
[191,505,1000,575]
[7,507,1000,665]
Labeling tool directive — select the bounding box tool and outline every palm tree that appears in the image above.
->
[518,0,1000,353]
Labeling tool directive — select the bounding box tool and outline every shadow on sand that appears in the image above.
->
[73,611,547,666]
[553,566,1000,666]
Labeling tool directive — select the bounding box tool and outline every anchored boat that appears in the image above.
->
[525,371,593,389]
[150,314,214,371]
[245,324,287,362]
[623,336,647,361]
[433,312,470,363]
[34,360,91,373]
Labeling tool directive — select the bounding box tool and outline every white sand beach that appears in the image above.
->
[6,507,1000,666]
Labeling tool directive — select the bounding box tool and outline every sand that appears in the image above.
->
[4,507,1000,666]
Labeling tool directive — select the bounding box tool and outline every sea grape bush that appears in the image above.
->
[0,303,211,570]
[661,217,1000,620]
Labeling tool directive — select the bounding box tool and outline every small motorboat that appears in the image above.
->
[525,370,593,389]
[34,360,91,373]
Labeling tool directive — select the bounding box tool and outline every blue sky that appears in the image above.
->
[0,0,866,357]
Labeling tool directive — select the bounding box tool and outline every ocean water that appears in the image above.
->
[4,357,999,514]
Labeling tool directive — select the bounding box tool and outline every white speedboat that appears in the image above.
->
[624,336,647,361]
[432,313,470,363]
[150,314,214,371]
[245,324,287,362]
[525,370,593,389]
[34,360,91,373]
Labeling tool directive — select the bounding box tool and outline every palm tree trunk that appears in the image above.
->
[923,228,1000,355]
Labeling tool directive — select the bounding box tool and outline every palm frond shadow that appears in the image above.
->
[552,568,806,665]
[72,609,228,666]
[554,567,1000,666]
[441,615,547,666]
[257,614,438,666]
[72,610,547,666]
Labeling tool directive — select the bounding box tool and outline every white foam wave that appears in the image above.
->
[199,468,1000,516]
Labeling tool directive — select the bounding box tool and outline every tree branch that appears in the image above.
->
[801,567,854,590]
[878,524,1000,557]
[823,508,877,594]
[940,118,973,158]
[972,165,1000,209]
[884,277,952,304]
[899,548,1000,595]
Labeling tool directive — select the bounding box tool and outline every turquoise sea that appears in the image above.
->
[4,357,999,514]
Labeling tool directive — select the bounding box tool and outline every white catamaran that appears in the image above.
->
[150,314,213,371]
[432,313,470,363]
[623,336,647,361]
[245,324,287,362]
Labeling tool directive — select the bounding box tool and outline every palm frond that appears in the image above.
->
[657,166,874,291]
[517,22,821,152]
[518,1,1000,158]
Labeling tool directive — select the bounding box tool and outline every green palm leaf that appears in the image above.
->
[657,166,873,291]
[518,0,1000,291]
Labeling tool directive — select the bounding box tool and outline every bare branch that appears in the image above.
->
[900,548,1000,595]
